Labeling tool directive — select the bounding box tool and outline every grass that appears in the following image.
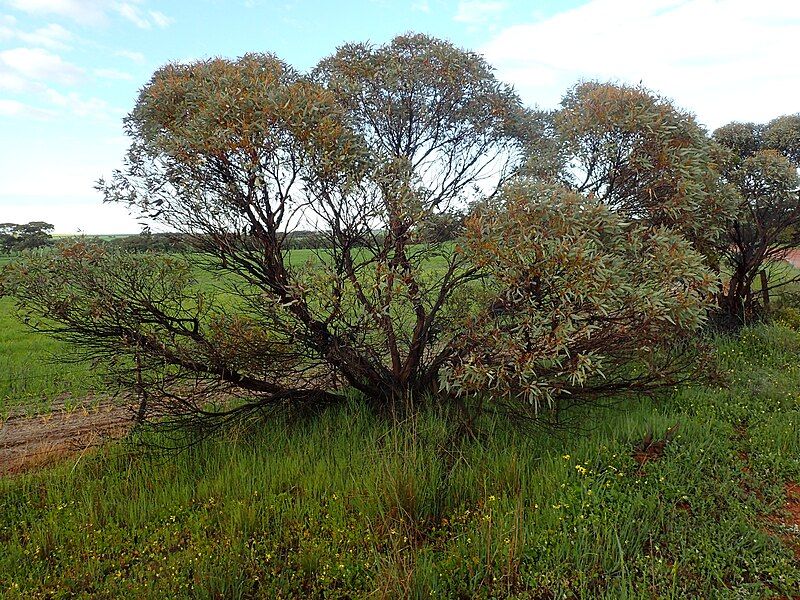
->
[0,300,100,418]
[0,253,102,415]
[2,249,800,596]
[0,296,101,416]
[1,322,799,598]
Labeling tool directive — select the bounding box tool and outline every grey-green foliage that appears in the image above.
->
[550,82,737,259]
[713,114,800,319]
[441,180,716,417]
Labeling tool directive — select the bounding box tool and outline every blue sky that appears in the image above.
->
[1,0,798,233]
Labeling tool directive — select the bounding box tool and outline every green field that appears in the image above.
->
[1,329,799,596]
[0,254,99,415]
[0,250,303,415]
[1,252,800,597]
[0,294,100,416]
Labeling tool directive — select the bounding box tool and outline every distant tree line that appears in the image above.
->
[2,226,460,256]
[101,229,396,252]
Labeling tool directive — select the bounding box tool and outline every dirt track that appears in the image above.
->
[0,401,133,476]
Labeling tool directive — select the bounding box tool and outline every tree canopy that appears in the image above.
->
[551,82,736,258]
[0,222,54,253]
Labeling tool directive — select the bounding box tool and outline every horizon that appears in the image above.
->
[1,0,799,234]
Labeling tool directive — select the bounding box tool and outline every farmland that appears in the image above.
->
[0,252,100,417]
[2,35,800,599]
[1,251,800,596]
[0,292,100,417]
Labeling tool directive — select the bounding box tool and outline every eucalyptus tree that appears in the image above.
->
[713,115,800,319]
[2,37,716,433]
[0,222,54,252]
[551,82,736,259]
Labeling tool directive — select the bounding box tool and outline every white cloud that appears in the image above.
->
[5,0,172,29]
[116,49,145,63]
[454,1,507,24]
[115,2,149,28]
[115,3,174,29]
[0,69,30,92]
[0,13,16,40]
[0,98,25,115]
[482,0,800,129]
[93,67,132,80]
[0,98,54,118]
[412,0,431,13]
[0,48,118,122]
[0,47,83,85]
[1,15,73,49]
[44,88,117,118]
[0,87,117,121]
[17,23,73,49]
[149,10,171,28]
[6,0,109,25]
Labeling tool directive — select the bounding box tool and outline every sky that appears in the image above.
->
[1,0,798,234]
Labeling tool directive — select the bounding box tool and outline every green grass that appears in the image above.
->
[0,254,96,414]
[0,254,101,415]
[0,250,309,414]
[1,322,799,598]
[2,250,800,597]
[0,302,101,417]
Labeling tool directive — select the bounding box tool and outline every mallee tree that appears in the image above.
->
[551,81,736,259]
[1,36,719,434]
[712,116,800,320]
[0,222,55,253]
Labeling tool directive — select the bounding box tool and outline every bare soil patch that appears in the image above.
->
[784,250,800,269]
[0,400,133,476]
[769,482,800,561]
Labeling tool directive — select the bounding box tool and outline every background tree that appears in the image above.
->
[109,231,190,253]
[2,38,716,435]
[414,210,465,243]
[0,224,15,253]
[713,115,800,320]
[550,82,736,259]
[0,222,54,253]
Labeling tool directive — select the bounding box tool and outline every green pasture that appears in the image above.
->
[1,254,98,415]
[0,250,298,414]
[0,294,99,416]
